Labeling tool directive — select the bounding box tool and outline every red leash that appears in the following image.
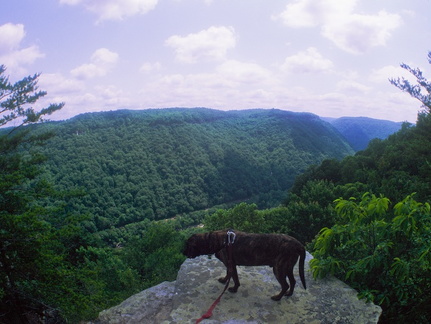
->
[195,230,236,323]
[195,276,231,323]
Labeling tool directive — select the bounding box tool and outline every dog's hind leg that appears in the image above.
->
[271,263,290,301]
[285,261,296,297]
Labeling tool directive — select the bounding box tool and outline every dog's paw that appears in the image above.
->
[218,277,227,284]
[271,295,282,301]
[228,287,238,293]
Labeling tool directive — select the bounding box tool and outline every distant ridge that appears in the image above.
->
[323,116,404,151]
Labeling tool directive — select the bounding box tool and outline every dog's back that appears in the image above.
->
[214,232,302,265]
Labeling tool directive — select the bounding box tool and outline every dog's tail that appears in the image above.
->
[299,248,307,290]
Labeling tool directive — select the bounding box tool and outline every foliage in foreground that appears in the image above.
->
[310,193,431,323]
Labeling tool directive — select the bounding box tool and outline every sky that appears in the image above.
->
[1,0,430,123]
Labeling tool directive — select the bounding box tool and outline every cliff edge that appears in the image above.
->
[92,253,381,323]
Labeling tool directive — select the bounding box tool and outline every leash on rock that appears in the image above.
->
[196,230,236,324]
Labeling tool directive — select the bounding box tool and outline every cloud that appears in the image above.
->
[274,0,357,28]
[59,0,158,23]
[369,64,416,84]
[281,47,334,74]
[275,0,402,54]
[0,23,44,74]
[135,58,278,109]
[140,61,161,73]
[71,48,119,79]
[336,80,371,94]
[217,60,272,82]
[165,26,236,63]
[38,72,132,120]
[323,11,403,54]
[0,23,26,53]
[40,73,85,94]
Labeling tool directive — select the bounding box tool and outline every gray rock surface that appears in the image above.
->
[93,281,176,324]
[92,253,381,323]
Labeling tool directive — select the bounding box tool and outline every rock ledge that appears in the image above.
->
[93,253,381,323]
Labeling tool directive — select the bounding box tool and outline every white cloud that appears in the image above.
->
[59,0,159,23]
[216,60,273,85]
[38,72,132,120]
[275,0,402,54]
[369,64,416,84]
[140,62,161,73]
[323,11,402,54]
[274,0,357,28]
[71,63,105,79]
[60,0,81,4]
[39,73,85,94]
[0,23,25,53]
[336,80,371,94]
[71,48,119,79]
[135,59,278,109]
[281,47,334,74]
[0,23,44,74]
[91,47,119,64]
[165,26,236,63]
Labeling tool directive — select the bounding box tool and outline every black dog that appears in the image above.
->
[183,230,306,300]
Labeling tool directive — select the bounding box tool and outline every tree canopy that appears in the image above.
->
[30,108,353,240]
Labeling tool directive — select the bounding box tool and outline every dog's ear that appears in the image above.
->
[184,233,205,258]
[183,234,196,257]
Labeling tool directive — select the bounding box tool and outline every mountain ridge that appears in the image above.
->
[33,108,353,236]
[322,116,404,151]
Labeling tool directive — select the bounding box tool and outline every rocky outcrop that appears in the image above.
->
[92,253,381,323]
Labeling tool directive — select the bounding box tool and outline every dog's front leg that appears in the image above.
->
[218,265,240,293]
[217,256,230,284]
[216,252,231,284]
[228,265,240,293]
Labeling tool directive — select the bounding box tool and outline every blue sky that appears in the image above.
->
[1,0,430,123]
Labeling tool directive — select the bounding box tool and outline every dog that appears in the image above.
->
[183,230,306,301]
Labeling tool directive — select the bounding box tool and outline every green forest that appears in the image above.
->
[31,107,353,244]
[1,52,430,323]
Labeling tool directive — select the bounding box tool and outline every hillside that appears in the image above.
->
[36,108,353,231]
[287,109,431,323]
[323,116,404,151]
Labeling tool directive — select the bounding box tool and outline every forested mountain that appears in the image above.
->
[291,113,431,204]
[35,108,353,232]
[323,116,404,151]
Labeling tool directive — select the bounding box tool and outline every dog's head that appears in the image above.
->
[183,233,203,258]
[183,232,221,258]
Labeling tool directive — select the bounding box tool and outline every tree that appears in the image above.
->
[390,51,431,112]
[1,65,63,128]
[204,202,268,233]
[310,193,431,323]
[0,65,65,322]
[123,222,186,288]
